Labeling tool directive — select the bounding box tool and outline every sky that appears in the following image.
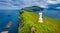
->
[0,0,60,10]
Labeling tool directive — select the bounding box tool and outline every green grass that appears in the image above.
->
[19,10,60,33]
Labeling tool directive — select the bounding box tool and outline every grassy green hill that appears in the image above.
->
[19,10,60,33]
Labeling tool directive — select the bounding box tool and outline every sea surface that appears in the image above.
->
[34,9,60,20]
[0,10,20,33]
[0,9,60,33]
[43,9,60,20]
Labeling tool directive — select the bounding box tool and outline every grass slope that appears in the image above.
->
[19,10,60,33]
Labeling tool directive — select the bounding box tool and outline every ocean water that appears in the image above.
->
[0,9,60,33]
[0,10,20,33]
[43,10,60,20]
[34,9,60,20]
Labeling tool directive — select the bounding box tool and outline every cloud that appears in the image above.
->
[44,0,60,4]
[0,0,60,10]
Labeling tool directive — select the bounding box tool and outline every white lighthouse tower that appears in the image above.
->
[38,10,43,23]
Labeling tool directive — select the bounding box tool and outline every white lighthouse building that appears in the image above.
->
[38,10,43,23]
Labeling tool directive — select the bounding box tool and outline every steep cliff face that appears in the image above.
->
[19,10,60,33]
